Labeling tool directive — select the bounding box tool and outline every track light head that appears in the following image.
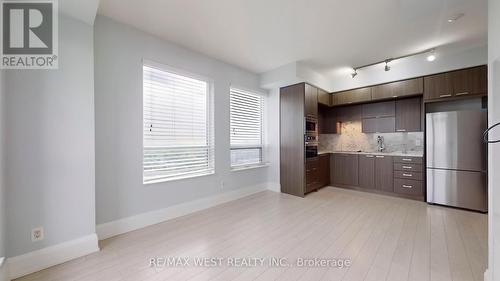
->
[384,61,391,72]
[351,69,358,78]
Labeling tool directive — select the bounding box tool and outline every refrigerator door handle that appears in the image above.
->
[484,121,500,144]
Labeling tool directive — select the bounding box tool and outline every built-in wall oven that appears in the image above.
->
[305,116,318,159]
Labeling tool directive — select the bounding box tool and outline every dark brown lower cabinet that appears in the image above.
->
[331,154,359,186]
[375,155,394,192]
[305,158,319,194]
[330,153,423,201]
[359,155,375,189]
[305,154,331,194]
[318,154,330,187]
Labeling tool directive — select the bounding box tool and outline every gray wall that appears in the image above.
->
[94,16,270,225]
[4,16,95,257]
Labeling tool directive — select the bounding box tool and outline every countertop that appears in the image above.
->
[318,151,423,157]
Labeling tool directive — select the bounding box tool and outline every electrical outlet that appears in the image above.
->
[31,227,44,242]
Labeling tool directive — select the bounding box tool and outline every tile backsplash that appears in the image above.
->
[318,120,424,153]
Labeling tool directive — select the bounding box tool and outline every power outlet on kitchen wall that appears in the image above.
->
[31,227,44,242]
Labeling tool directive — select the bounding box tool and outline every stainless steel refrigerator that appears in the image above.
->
[426,110,488,212]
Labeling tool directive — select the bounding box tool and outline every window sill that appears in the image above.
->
[230,163,270,172]
[144,171,215,185]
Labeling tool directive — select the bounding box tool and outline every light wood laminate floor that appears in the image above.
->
[16,187,487,281]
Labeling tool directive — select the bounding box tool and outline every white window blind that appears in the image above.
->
[143,63,214,183]
[230,88,264,167]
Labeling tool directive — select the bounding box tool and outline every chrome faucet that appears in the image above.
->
[377,136,385,152]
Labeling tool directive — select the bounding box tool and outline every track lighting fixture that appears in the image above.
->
[426,49,436,62]
[349,48,436,78]
[351,69,358,78]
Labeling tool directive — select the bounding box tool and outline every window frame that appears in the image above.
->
[229,86,267,170]
[142,59,215,184]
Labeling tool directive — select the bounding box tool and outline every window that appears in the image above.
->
[230,88,265,168]
[143,63,214,183]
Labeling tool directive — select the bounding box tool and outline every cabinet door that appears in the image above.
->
[359,155,375,189]
[331,154,344,185]
[305,84,318,117]
[318,154,330,187]
[451,66,487,97]
[331,154,358,186]
[424,73,453,100]
[372,78,423,100]
[333,87,372,106]
[362,101,395,118]
[317,88,331,106]
[337,105,362,123]
[362,117,395,133]
[395,97,422,132]
[375,155,393,192]
[319,106,338,134]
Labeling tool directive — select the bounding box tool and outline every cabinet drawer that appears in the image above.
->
[394,163,423,172]
[306,159,319,172]
[394,156,423,164]
[394,179,423,196]
[394,171,423,181]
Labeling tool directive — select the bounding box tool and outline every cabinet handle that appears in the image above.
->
[402,185,413,189]
[396,129,406,132]
[376,156,385,158]
[456,92,470,96]
[402,173,413,177]
[402,166,412,169]
[402,158,412,162]
[439,94,452,98]
[366,155,374,158]
[312,168,317,171]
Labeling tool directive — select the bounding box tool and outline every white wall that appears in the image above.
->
[487,1,500,280]
[0,69,6,273]
[4,16,96,257]
[94,16,271,225]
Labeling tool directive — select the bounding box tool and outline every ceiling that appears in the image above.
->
[98,0,487,76]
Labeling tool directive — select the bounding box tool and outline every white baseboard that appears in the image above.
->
[0,257,8,281]
[267,182,281,193]
[7,234,99,280]
[484,268,491,281]
[97,182,270,240]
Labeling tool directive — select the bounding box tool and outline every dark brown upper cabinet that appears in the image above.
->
[362,117,396,133]
[450,65,487,97]
[362,101,395,118]
[304,84,318,117]
[337,105,362,123]
[317,88,331,106]
[359,155,375,189]
[395,97,422,132]
[371,78,423,100]
[332,87,372,106]
[424,66,487,101]
[318,106,338,134]
[424,72,453,100]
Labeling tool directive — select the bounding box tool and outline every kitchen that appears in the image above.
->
[280,65,488,212]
